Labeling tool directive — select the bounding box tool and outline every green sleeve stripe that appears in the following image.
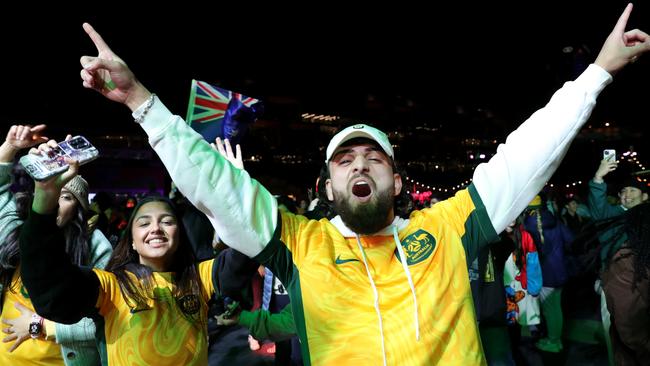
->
[252,210,284,265]
[94,316,108,366]
[211,258,218,296]
[253,211,296,287]
[463,184,500,265]
[252,212,312,364]
[287,267,311,366]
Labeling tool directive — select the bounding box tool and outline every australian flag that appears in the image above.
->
[186,80,263,145]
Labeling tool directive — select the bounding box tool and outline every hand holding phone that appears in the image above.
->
[20,136,99,181]
[222,299,240,319]
[603,149,616,163]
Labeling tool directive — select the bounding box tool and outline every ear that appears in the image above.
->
[132,242,136,250]
[643,193,649,202]
[393,173,403,196]
[325,178,334,201]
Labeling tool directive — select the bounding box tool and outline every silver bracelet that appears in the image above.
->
[133,93,157,124]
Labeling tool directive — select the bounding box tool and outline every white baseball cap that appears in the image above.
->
[325,124,394,163]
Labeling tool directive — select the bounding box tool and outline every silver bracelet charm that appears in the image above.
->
[133,93,157,124]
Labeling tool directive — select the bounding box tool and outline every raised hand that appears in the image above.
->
[215,312,240,326]
[1,302,36,352]
[594,159,618,183]
[80,23,151,111]
[212,137,244,170]
[4,125,48,151]
[0,125,48,162]
[29,137,80,214]
[595,3,650,75]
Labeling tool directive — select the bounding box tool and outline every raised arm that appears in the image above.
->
[18,140,100,324]
[588,159,623,220]
[0,125,48,242]
[79,23,150,111]
[473,4,649,233]
[79,24,278,258]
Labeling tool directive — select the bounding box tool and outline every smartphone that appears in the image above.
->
[19,136,99,181]
[603,149,616,163]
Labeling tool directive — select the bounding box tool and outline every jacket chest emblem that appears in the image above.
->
[395,229,436,265]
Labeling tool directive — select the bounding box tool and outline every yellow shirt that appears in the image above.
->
[93,259,215,365]
[257,185,497,365]
[0,271,63,366]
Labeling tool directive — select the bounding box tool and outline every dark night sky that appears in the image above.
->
[1,2,648,194]
[3,2,647,130]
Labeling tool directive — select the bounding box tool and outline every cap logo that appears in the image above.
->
[352,125,365,129]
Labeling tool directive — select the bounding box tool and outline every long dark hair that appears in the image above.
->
[616,203,650,290]
[523,207,547,261]
[0,191,90,293]
[512,214,528,272]
[106,196,204,317]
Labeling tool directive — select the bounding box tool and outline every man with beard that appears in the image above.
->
[64,5,649,365]
[324,135,408,235]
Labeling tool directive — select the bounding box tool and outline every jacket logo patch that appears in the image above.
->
[335,255,360,265]
[396,229,436,265]
[178,294,201,315]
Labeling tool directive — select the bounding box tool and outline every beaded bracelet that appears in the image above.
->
[133,93,157,124]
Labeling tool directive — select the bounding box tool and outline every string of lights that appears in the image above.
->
[404,177,473,195]
[405,150,648,195]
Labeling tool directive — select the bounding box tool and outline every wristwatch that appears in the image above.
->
[29,314,44,339]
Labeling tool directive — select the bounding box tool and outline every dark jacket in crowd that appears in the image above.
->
[524,209,574,288]
[602,248,650,366]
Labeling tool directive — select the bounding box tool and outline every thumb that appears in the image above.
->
[623,29,650,46]
[59,158,79,184]
[80,56,96,68]
[83,57,122,73]
[628,40,650,57]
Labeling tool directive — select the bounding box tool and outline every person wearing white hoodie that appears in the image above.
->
[23,4,650,365]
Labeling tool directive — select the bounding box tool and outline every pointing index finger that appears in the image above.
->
[83,23,113,54]
[613,3,633,35]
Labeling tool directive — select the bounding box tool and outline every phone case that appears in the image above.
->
[19,136,99,181]
[603,149,616,162]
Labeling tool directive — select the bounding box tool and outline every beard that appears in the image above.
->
[333,184,394,235]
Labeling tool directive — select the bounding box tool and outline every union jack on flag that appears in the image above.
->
[186,79,259,142]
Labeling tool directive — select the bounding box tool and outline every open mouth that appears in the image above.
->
[146,238,167,248]
[352,181,372,198]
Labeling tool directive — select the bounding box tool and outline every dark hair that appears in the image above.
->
[276,195,298,214]
[307,165,336,220]
[524,207,546,260]
[92,191,114,212]
[618,203,650,291]
[619,178,648,195]
[106,196,204,319]
[0,191,90,295]
[562,195,579,207]
[512,215,527,272]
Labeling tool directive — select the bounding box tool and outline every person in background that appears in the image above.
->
[74,6,649,364]
[524,195,574,353]
[0,125,112,366]
[602,202,650,365]
[562,196,590,235]
[18,136,226,365]
[589,155,649,365]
